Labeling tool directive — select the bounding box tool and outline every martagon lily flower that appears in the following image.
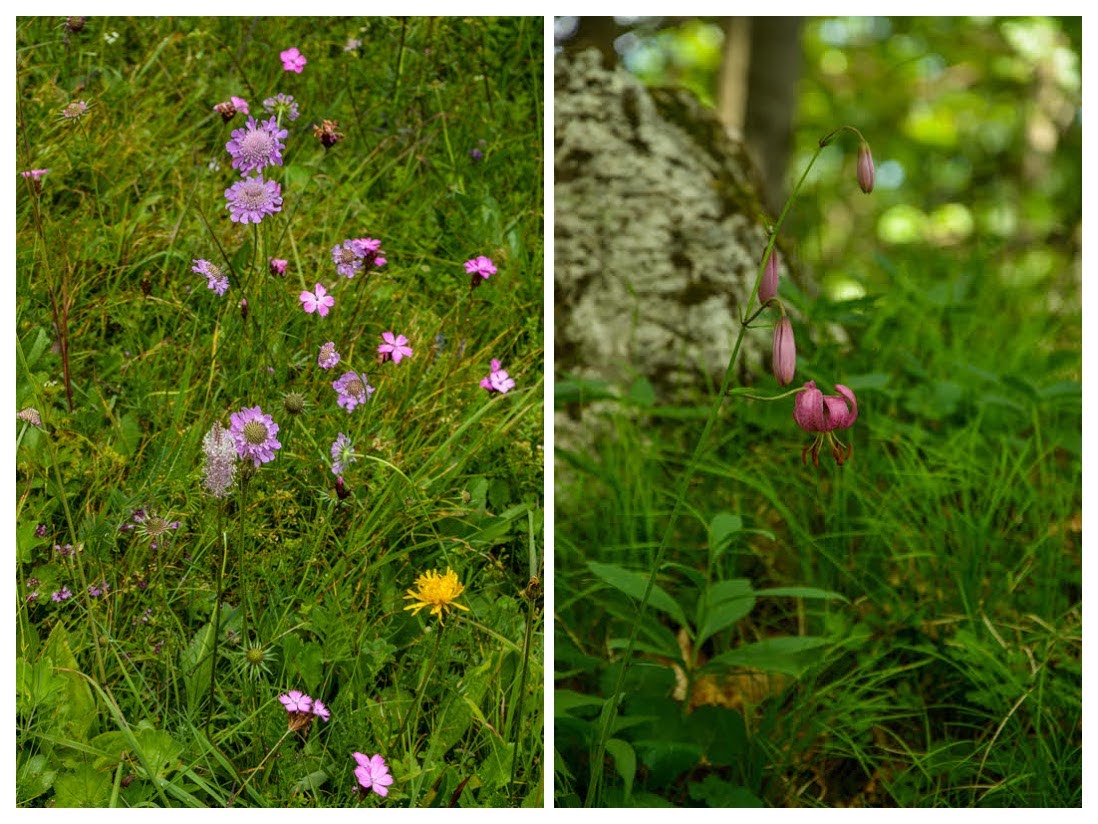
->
[793,381,858,466]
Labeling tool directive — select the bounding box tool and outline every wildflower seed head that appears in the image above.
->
[62,100,88,120]
[17,407,43,428]
[283,392,306,416]
[202,422,237,498]
[214,101,237,121]
[242,421,268,445]
[65,16,86,34]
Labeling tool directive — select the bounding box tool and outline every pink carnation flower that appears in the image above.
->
[377,332,413,364]
[281,47,306,73]
[300,283,335,317]
[353,753,394,798]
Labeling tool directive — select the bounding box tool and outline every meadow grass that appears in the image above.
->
[16,16,543,808]
[553,178,1080,805]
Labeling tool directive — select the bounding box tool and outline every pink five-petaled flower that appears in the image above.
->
[480,359,516,394]
[353,753,394,798]
[793,380,859,467]
[300,283,335,317]
[377,332,413,364]
[464,255,496,289]
[312,699,330,721]
[759,247,780,305]
[281,47,306,73]
[229,405,282,467]
[355,238,387,268]
[332,371,375,412]
[269,258,287,276]
[279,690,313,714]
[772,316,796,386]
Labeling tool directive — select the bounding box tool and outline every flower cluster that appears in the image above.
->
[280,47,306,73]
[193,259,229,295]
[353,753,393,798]
[202,422,238,498]
[331,238,386,278]
[226,116,287,176]
[332,371,375,412]
[464,255,496,289]
[229,405,281,467]
[403,567,470,623]
[480,359,515,394]
[377,332,412,364]
[263,93,300,123]
[279,690,330,734]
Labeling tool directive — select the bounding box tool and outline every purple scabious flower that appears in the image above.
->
[229,406,282,467]
[353,753,394,798]
[226,116,288,176]
[331,240,364,278]
[281,47,306,73]
[192,259,229,295]
[17,407,42,428]
[88,581,109,597]
[279,690,313,713]
[269,258,288,276]
[224,175,283,224]
[355,237,387,268]
[332,371,375,412]
[202,422,238,498]
[377,332,413,364]
[318,341,341,369]
[51,586,73,602]
[330,432,357,475]
[464,255,497,280]
[469,148,483,162]
[263,93,300,122]
[480,359,516,394]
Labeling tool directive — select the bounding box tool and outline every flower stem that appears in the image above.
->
[584,140,828,807]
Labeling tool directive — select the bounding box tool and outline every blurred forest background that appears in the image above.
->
[554,17,1081,808]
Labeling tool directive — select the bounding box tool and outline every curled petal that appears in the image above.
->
[826,384,859,430]
[793,381,826,432]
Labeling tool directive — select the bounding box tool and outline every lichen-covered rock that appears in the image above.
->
[555,49,783,398]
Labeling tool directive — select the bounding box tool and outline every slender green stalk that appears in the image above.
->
[585,142,828,807]
[206,512,228,734]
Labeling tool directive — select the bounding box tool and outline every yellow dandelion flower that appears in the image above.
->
[403,567,470,623]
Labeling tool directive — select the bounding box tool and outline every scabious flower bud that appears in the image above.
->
[772,316,796,386]
[282,392,306,416]
[857,142,874,194]
[759,247,780,304]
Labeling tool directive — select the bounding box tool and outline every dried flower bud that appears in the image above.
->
[772,316,796,387]
[239,297,248,319]
[65,16,86,34]
[335,476,350,500]
[857,142,874,194]
[313,119,344,149]
[213,101,236,121]
[759,247,780,305]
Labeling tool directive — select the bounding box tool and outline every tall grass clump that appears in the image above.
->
[16,16,543,808]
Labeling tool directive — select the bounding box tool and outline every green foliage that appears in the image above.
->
[16,15,542,808]
[555,17,1079,807]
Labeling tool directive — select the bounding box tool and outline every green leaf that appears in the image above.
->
[688,774,764,807]
[685,705,747,767]
[634,740,702,787]
[696,578,755,648]
[16,753,57,805]
[182,621,215,717]
[554,689,605,716]
[291,770,329,795]
[704,636,830,677]
[53,763,112,808]
[587,561,688,628]
[605,738,636,802]
[707,512,743,561]
[24,327,51,370]
[753,586,848,603]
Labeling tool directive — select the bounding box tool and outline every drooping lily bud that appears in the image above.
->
[759,247,780,305]
[772,316,796,386]
[857,142,874,194]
